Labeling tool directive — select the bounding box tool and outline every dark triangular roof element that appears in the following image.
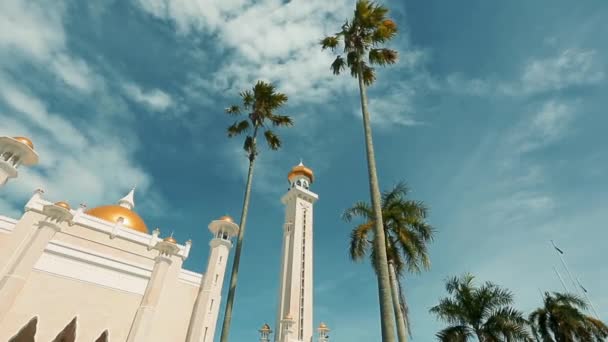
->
[95,330,109,342]
[8,316,38,342]
[51,317,77,342]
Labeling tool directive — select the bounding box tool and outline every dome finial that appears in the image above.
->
[118,186,136,210]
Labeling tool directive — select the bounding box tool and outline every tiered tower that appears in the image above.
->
[186,216,239,342]
[0,136,38,186]
[275,162,318,342]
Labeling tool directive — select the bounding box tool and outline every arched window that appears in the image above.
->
[95,330,109,342]
[9,316,38,342]
[51,316,77,342]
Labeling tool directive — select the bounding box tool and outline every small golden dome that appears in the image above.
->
[218,215,234,223]
[319,322,328,329]
[287,162,314,183]
[13,136,34,150]
[54,201,71,210]
[163,236,177,244]
[260,323,271,331]
[86,205,148,233]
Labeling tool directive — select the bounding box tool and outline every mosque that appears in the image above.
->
[0,136,330,342]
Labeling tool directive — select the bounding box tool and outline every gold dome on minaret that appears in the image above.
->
[287,161,314,183]
[218,215,234,223]
[12,136,34,150]
[86,188,148,233]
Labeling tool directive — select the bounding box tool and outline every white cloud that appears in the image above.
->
[124,83,173,111]
[519,48,604,93]
[0,79,157,214]
[0,0,65,61]
[0,0,99,94]
[365,84,424,128]
[508,100,576,154]
[443,48,604,97]
[135,0,424,106]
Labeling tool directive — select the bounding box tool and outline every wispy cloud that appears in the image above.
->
[0,0,168,217]
[507,100,576,154]
[123,83,173,112]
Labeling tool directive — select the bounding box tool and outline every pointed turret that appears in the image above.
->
[118,187,136,210]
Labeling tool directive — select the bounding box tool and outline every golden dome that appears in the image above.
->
[287,162,314,183]
[163,236,177,244]
[260,323,271,332]
[319,322,328,329]
[86,205,148,233]
[13,136,34,150]
[218,215,234,223]
[54,201,71,210]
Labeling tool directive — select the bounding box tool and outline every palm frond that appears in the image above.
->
[225,105,241,115]
[361,63,376,86]
[227,120,250,137]
[263,129,281,150]
[435,325,471,342]
[240,90,254,109]
[331,55,346,75]
[342,201,373,222]
[269,114,294,127]
[349,221,373,261]
[320,36,340,50]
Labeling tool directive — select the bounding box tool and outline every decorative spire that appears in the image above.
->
[118,186,136,210]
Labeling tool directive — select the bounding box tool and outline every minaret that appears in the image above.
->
[0,136,38,186]
[275,162,318,342]
[259,323,272,342]
[186,216,239,342]
[317,323,330,342]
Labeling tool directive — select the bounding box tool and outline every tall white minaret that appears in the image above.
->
[0,136,38,186]
[186,216,239,342]
[275,162,318,342]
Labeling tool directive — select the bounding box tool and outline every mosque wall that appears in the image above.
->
[0,206,203,341]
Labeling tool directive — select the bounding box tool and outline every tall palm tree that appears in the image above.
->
[321,1,399,340]
[430,274,530,341]
[218,81,293,342]
[529,292,608,341]
[343,182,435,342]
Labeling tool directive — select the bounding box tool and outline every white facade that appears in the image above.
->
[275,169,318,342]
[0,185,237,342]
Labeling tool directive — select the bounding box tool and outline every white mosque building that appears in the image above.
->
[0,135,330,342]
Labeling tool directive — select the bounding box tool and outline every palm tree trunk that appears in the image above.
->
[218,150,256,342]
[357,70,397,342]
[388,261,408,342]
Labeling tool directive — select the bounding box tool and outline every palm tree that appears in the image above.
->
[218,81,293,342]
[343,182,435,342]
[321,1,399,340]
[430,274,530,341]
[529,292,608,341]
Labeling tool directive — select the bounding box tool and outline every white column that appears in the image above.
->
[186,238,232,342]
[0,211,68,322]
[126,253,173,342]
[276,181,318,342]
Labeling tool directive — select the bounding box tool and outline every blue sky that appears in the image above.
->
[1,0,607,341]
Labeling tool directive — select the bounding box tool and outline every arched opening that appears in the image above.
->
[51,317,77,342]
[95,330,109,342]
[8,316,37,342]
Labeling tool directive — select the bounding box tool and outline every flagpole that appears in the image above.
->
[552,266,569,292]
[550,240,582,297]
[577,277,601,320]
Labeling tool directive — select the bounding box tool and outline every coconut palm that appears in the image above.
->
[218,81,293,342]
[321,1,399,340]
[529,292,608,341]
[430,274,530,341]
[343,182,435,342]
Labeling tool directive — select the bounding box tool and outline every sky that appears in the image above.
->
[1,0,607,341]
